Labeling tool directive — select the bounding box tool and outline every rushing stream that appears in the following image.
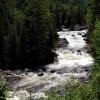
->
[6,29,94,100]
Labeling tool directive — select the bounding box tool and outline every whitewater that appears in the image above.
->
[6,29,94,100]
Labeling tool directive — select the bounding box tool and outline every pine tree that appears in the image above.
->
[7,32,17,68]
[0,32,5,68]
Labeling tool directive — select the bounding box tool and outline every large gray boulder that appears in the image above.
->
[57,38,69,48]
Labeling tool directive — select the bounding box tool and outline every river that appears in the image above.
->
[6,29,94,100]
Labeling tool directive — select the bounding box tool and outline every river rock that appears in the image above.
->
[77,50,82,55]
[77,32,82,35]
[86,48,91,53]
[72,35,75,36]
[78,77,89,83]
[62,38,69,43]
[83,38,89,43]
[56,68,67,74]
[24,68,29,72]
[50,69,56,73]
[56,67,73,74]
[15,70,22,75]
[82,34,87,37]
[57,40,66,45]
[82,66,90,72]
[56,86,65,97]
[57,38,69,48]
[38,69,44,76]
[77,50,81,52]
[28,72,34,77]
[54,58,58,62]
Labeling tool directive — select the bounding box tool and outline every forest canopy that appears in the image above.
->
[0,0,88,69]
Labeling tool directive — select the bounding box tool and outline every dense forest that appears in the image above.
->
[0,0,58,69]
[0,0,100,99]
[0,0,87,69]
[50,0,87,29]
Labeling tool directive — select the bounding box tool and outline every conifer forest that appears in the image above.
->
[0,0,100,100]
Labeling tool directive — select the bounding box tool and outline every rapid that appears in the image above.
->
[6,29,94,100]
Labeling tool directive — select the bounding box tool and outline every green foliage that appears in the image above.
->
[46,77,100,100]
[0,78,6,100]
[0,0,58,69]
[89,20,100,58]
[50,0,87,29]
[86,0,96,32]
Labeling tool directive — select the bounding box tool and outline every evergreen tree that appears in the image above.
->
[0,32,5,68]
[86,0,96,32]
[6,33,17,68]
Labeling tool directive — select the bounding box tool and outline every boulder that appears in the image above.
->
[15,70,22,75]
[56,68,68,73]
[24,68,29,72]
[61,25,65,31]
[78,32,82,35]
[72,35,75,36]
[57,38,69,48]
[50,69,56,73]
[58,38,69,44]
[77,50,81,52]
[82,34,87,37]
[56,69,64,74]
[82,66,90,72]
[83,38,89,42]
[38,69,44,76]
